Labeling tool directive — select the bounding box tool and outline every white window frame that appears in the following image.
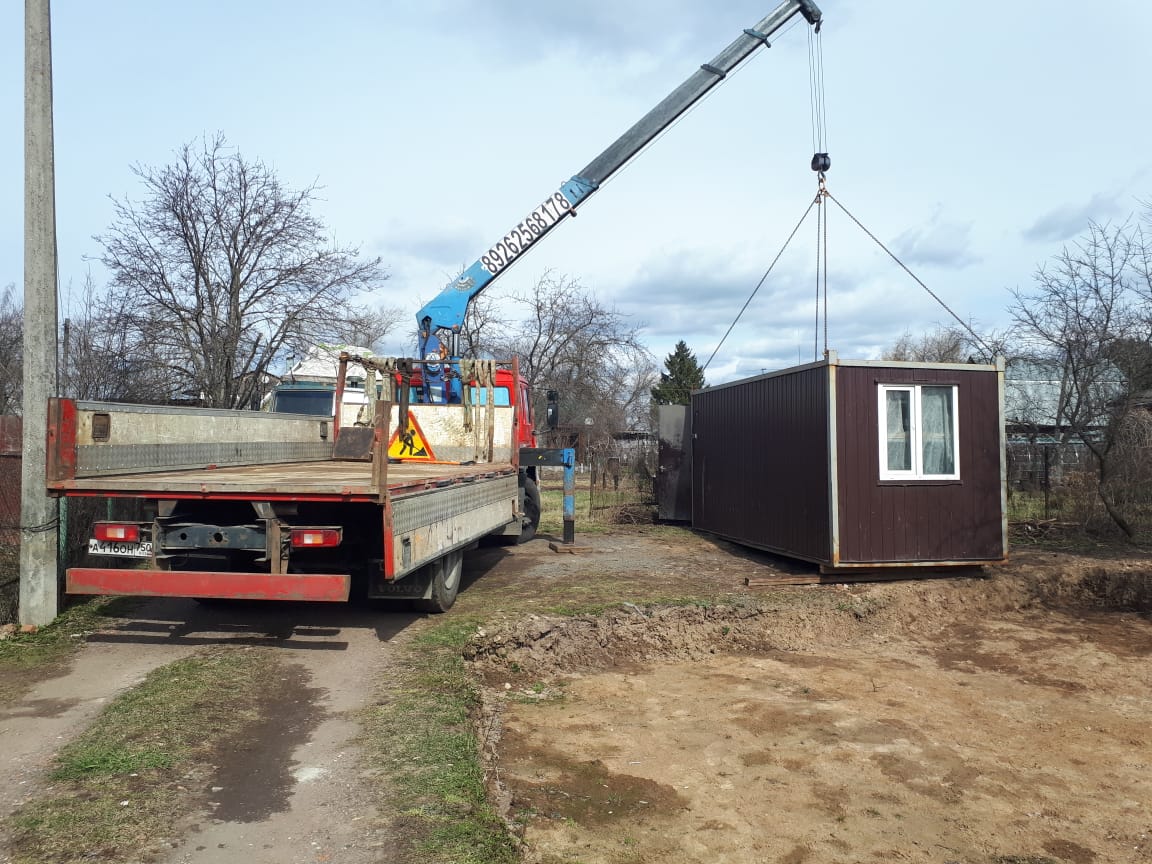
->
[877,384,960,481]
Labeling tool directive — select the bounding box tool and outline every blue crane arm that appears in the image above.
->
[415,0,822,365]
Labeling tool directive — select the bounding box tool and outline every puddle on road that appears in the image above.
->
[0,696,81,719]
[206,662,325,823]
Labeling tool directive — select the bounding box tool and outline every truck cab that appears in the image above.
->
[270,366,537,451]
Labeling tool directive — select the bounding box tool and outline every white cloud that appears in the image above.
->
[1023,192,1128,244]
[891,209,978,269]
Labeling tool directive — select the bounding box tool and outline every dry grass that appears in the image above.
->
[0,596,138,704]
[4,647,291,864]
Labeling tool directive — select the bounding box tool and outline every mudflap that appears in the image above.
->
[368,566,434,600]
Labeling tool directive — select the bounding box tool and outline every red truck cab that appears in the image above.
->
[401,367,537,450]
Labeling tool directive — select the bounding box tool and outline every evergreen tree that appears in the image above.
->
[650,340,706,405]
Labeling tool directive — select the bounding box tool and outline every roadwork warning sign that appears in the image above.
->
[387,414,437,461]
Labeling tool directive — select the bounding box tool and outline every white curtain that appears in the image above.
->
[885,390,911,471]
[921,386,955,474]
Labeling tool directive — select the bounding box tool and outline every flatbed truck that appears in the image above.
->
[47,356,538,612]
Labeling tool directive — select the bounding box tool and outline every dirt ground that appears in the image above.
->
[2,529,1150,864]
[465,534,1152,864]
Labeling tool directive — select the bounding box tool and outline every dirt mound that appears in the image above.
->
[466,552,1152,678]
[1039,560,1152,610]
[467,601,775,675]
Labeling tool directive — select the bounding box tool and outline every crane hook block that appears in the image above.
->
[811,153,831,173]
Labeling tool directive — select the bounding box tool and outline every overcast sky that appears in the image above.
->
[4,1,1151,384]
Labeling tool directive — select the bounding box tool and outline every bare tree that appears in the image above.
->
[97,133,389,408]
[464,271,656,441]
[884,327,967,362]
[328,302,405,354]
[460,292,511,359]
[605,341,659,432]
[0,284,20,415]
[60,276,175,403]
[883,324,1012,364]
[1010,221,1148,538]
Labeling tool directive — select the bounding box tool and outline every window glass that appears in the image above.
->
[465,386,511,406]
[885,390,912,471]
[271,389,334,416]
[921,386,956,475]
[878,384,959,480]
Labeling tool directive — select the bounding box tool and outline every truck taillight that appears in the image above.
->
[290,528,342,548]
[94,522,140,542]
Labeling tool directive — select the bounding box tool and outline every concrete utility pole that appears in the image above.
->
[20,0,60,626]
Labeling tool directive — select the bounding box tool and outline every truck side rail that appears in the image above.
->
[47,398,335,485]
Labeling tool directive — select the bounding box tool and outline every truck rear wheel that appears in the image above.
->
[414,549,463,613]
[518,476,541,544]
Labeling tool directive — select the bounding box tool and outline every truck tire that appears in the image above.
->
[414,549,463,613]
[518,476,541,544]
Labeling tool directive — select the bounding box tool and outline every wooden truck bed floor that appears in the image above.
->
[55,460,518,501]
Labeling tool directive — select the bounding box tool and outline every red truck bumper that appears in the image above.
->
[66,568,351,602]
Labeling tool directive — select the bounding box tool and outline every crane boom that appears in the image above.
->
[416,0,822,374]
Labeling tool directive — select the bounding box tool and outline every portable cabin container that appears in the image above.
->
[690,352,1007,571]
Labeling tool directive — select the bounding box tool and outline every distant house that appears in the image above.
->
[610,429,655,460]
[1002,358,1124,489]
[1004,359,1066,436]
[281,344,376,387]
[261,345,376,418]
[1004,357,1125,436]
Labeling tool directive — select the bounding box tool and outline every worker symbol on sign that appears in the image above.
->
[399,426,423,457]
[387,414,437,461]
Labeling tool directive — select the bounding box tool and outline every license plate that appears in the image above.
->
[88,539,153,558]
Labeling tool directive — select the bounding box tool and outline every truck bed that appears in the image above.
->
[46,398,521,503]
[53,459,517,501]
[48,392,527,603]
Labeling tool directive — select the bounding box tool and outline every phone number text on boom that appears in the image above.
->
[480,191,572,276]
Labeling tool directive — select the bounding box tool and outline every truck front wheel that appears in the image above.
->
[414,549,463,613]
[518,476,541,544]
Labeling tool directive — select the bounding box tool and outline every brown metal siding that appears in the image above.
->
[835,366,1004,563]
[691,366,830,561]
[0,416,20,545]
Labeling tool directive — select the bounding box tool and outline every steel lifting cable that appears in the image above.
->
[822,183,829,355]
[823,190,996,360]
[810,177,831,360]
[807,24,829,164]
[812,174,832,361]
[702,196,818,373]
[808,20,831,361]
[804,23,991,363]
[707,22,992,373]
[813,189,822,361]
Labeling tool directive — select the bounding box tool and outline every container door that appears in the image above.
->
[656,405,692,521]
